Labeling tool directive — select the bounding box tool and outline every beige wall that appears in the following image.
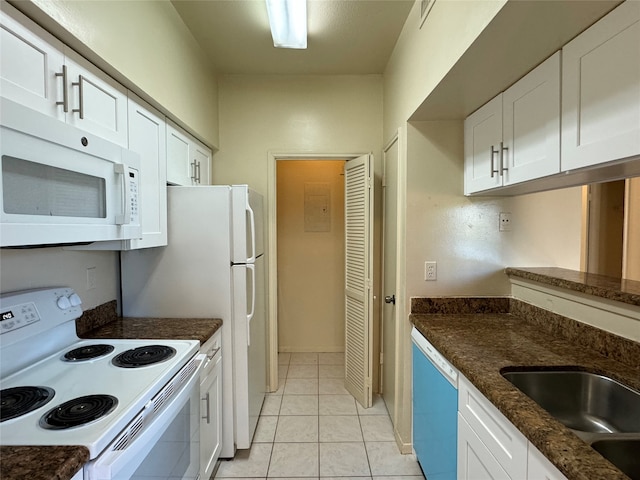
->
[383,0,506,141]
[277,160,346,352]
[15,0,219,146]
[0,248,120,310]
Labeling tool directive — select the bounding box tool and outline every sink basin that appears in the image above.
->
[591,439,640,480]
[501,370,640,433]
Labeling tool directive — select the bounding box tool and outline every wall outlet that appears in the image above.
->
[425,261,437,281]
[499,212,512,231]
[86,267,97,290]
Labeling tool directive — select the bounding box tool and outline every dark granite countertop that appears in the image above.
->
[0,300,222,480]
[80,316,222,343]
[0,445,89,480]
[411,298,640,480]
[506,267,640,307]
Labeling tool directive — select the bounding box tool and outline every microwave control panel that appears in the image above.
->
[129,168,140,224]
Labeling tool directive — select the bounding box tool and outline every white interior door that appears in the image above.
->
[344,154,373,408]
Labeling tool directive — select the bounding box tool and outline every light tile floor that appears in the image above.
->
[215,352,425,480]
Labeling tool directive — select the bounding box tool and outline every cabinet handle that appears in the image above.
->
[207,346,220,361]
[490,145,500,178]
[196,160,201,184]
[55,65,68,113]
[190,160,197,182]
[72,75,84,119]
[202,392,211,423]
[501,142,509,174]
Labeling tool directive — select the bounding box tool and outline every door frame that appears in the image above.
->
[266,151,369,392]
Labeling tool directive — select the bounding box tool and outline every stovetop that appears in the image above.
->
[0,287,199,459]
[0,338,199,457]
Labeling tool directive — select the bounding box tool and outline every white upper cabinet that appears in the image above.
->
[167,120,212,186]
[502,52,561,185]
[127,93,168,249]
[561,0,640,171]
[464,95,503,193]
[465,52,561,194]
[0,3,128,146]
[64,50,129,147]
[0,4,65,120]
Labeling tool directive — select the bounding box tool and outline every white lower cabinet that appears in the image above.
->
[458,414,510,480]
[200,331,222,480]
[458,376,528,480]
[527,443,568,480]
[457,375,567,480]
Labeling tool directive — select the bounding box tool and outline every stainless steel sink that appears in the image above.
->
[501,370,640,433]
[501,368,640,478]
[591,439,640,480]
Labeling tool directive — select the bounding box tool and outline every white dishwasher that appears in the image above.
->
[411,327,458,480]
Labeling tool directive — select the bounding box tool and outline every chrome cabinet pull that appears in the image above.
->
[384,295,395,304]
[201,392,211,423]
[206,346,220,361]
[490,145,500,178]
[72,75,84,119]
[55,65,68,113]
[196,161,201,184]
[190,160,197,182]
[501,142,509,175]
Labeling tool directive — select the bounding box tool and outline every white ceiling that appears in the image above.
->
[170,0,414,75]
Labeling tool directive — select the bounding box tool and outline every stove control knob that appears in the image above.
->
[69,293,82,307]
[57,296,71,310]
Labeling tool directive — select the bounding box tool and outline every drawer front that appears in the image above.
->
[458,376,527,479]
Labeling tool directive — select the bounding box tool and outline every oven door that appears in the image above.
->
[85,358,201,480]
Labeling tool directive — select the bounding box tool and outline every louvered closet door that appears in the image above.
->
[344,154,374,408]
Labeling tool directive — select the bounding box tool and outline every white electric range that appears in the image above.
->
[0,287,202,480]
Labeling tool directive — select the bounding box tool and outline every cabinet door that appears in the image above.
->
[64,50,129,146]
[527,443,568,480]
[503,52,561,185]
[458,376,528,479]
[127,94,168,249]
[167,121,195,186]
[193,141,212,185]
[201,356,222,480]
[561,0,640,170]
[464,95,503,194]
[458,414,510,480]
[0,3,65,120]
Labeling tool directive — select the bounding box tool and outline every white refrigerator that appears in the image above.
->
[120,185,267,458]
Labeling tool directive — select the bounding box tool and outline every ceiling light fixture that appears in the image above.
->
[265,0,307,49]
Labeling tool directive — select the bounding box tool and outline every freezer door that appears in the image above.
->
[231,185,264,263]
[231,256,266,449]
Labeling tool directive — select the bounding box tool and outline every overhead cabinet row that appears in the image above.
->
[464,0,640,195]
[0,3,212,249]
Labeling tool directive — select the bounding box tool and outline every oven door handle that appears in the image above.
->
[86,359,201,480]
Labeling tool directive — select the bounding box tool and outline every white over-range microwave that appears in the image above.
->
[0,98,141,247]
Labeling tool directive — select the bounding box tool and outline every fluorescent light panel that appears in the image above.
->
[266,0,307,49]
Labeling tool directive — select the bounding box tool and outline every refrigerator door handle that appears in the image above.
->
[246,263,256,346]
[246,202,256,263]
